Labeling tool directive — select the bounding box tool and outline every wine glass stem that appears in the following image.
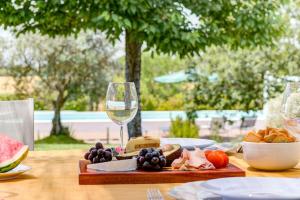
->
[120,125,124,149]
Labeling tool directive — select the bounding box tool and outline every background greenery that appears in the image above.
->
[0,0,286,138]
[0,0,298,142]
[0,42,299,114]
[170,117,199,138]
[115,53,189,111]
[0,0,293,115]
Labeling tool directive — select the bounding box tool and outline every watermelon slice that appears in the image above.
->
[0,134,29,173]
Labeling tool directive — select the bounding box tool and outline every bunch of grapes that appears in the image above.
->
[84,142,112,164]
[137,148,166,171]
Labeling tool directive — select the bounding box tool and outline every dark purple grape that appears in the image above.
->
[88,154,94,162]
[93,157,100,163]
[99,158,106,163]
[139,149,148,157]
[159,155,165,160]
[138,156,145,165]
[145,153,153,161]
[137,148,166,171]
[104,151,112,161]
[137,148,167,171]
[152,151,159,157]
[91,149,98,157]
[158,149,163,155]
[159,157,167,167]
[151,157,159,165]
[89,147,96,152]
[95,142,103,149]
[153,164,161,171]
[105,148,112,152]
[142,161,152,169]
[148,148,155,153]
[84,152,90,160]
[97,149,105,156]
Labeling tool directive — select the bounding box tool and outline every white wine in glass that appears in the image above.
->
[106,82,138,148]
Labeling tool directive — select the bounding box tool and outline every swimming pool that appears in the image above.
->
[34,110,263,122]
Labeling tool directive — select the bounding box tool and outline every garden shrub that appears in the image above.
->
[63,96,89,111]
[141,93,185,111]
[0,94,49,110]
[0,94,19,101]
[170,117,199,138]
[157,93,184,110]
[141,95,158,110]
[34,99,48,110]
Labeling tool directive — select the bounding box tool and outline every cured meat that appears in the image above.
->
[188,148,215,169]
[171,149,189,169]
[171,148,215,170]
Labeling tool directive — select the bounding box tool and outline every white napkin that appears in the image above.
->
[204,142,240,154]
[168,181,221,200]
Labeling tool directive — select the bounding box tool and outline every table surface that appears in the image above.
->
[1,150,300,200]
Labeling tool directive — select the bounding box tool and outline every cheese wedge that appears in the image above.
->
[125,136,160,153]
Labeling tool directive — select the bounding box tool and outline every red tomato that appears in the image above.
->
[204,150,212,158]
[205,150,229,168]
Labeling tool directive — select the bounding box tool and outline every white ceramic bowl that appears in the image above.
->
[242,142,300,171]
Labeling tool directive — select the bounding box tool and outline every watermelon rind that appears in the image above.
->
[0,145,29,173]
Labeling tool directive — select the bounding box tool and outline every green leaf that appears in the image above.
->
[124,19,132,29]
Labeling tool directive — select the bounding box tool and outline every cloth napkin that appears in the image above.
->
[204,142,241,154]
[168,181,221,200]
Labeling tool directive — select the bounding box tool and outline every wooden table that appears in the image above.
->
[1,150,300,200]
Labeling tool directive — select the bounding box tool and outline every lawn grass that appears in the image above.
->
[34,143,92,151]
[34,134,115,151]
[34,134,88,151]
[35,134,85,144]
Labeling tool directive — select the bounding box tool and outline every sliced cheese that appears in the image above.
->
[87,158,137,172]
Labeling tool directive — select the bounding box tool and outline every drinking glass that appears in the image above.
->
[105,82,138,148]
[281,82,300,140]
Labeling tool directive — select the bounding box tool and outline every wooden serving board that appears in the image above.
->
[79,160,245,185]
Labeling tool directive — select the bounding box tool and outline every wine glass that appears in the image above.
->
[105,82,138,148]
[281,82,300,140]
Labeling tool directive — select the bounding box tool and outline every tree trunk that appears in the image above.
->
[125,30,142,138]
[89,99,94,111]
[50,91,67,135]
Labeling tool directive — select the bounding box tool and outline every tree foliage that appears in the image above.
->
[0,0,286,137]
[0,1,285,55]
[117,53,189,110]
[5,32,117,135]
[187,47,267,113]
[186,44,300,120]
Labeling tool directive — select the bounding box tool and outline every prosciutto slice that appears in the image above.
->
[171,148,215,170]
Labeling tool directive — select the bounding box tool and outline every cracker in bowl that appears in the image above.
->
[244,127,296,143]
